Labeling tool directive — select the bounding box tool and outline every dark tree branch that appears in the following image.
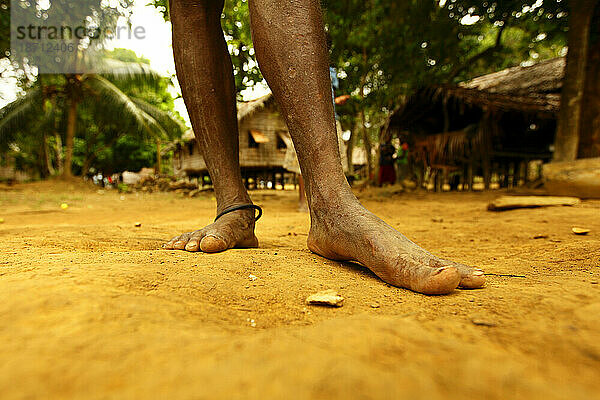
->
[447,20,508,81]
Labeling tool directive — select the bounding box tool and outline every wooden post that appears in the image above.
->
[518,161,526,187]
[579,2,600,158]
[467,160,474,191]
[435,170,442,192]
[155,141,162,175]
[554,0,596,161]
[440,168,448,192]
[62,97,78,179]
[480,112,493,190]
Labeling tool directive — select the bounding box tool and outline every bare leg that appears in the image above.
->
[163,0,258,253]
[248,0,484,294]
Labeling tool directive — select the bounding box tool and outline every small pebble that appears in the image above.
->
[249,274,257,281]
[134,222,142,227]
[370,303,380,309]
[572,227,591,235]
[306,289,344,307]
[60,203,68,210]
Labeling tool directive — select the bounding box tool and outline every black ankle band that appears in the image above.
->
[214,204,262,222]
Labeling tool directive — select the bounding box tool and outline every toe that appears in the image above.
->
[171,233,192,250]
[162,236,180,250]
[459,268,486,289]
[200,235,229,253]
[185,239,200,251]
[185,232,204,252]
[417,266,461,295]
[173,240,188,250]
[434,259,486,289]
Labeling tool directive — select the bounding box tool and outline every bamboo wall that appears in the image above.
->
[173,106,290,176]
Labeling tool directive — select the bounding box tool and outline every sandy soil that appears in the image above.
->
[0,181,599,400]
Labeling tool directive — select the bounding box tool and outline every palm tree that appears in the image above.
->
[0,61,185,178]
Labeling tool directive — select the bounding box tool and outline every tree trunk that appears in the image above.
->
[81,151,99,176]
[554,0,595,162]
[41,98,55,178]
[81,136,120,176]
[54,132,63,175]
[578,1,600,158]
[62,98,78,178]
[480,112,493,190]
[155,141,162,174]
[42,131,54,177]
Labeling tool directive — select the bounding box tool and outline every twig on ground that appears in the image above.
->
[484,273,526,278]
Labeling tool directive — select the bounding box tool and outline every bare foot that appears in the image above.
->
[162,208,258,253]
[307,201,485,295]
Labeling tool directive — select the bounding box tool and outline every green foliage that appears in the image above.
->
[70,49,186,175]
[0,0,10,57]
[2,0,571,178]
[444,0,568,80]
[0,49,186,177]
[105,48,151,65]
[0,85,43,150]
[73,133,157,175]
[6,0,135,76]
[323,0,568,152]
[0,0,185,178]
[150,0,261,98]
[147,0,568,154]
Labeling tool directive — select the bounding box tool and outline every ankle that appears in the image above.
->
[308,185,358,213]
[215,194,253,215]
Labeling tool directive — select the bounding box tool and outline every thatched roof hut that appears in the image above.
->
[172,93,361,187]
[385,57,564,189]
[173,93,292,181]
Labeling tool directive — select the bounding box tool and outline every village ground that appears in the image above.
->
[0,180,599,400]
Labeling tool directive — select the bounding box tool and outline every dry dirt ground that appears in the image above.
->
[1,181,599,400]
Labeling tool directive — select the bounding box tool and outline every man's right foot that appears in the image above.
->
[162,208,258,253]
[307,199,485,295]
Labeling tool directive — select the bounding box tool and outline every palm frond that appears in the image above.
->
[82,74,168,140]
[0,86,44,147]
[89,59,163,90]
[130,97,187,140]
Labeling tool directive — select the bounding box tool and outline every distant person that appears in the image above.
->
[396,142,409,183]
[378,141,396,186]
[163,0,485,295]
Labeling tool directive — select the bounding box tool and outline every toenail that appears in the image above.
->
[204,234,222,241]
[473,270,484,276]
